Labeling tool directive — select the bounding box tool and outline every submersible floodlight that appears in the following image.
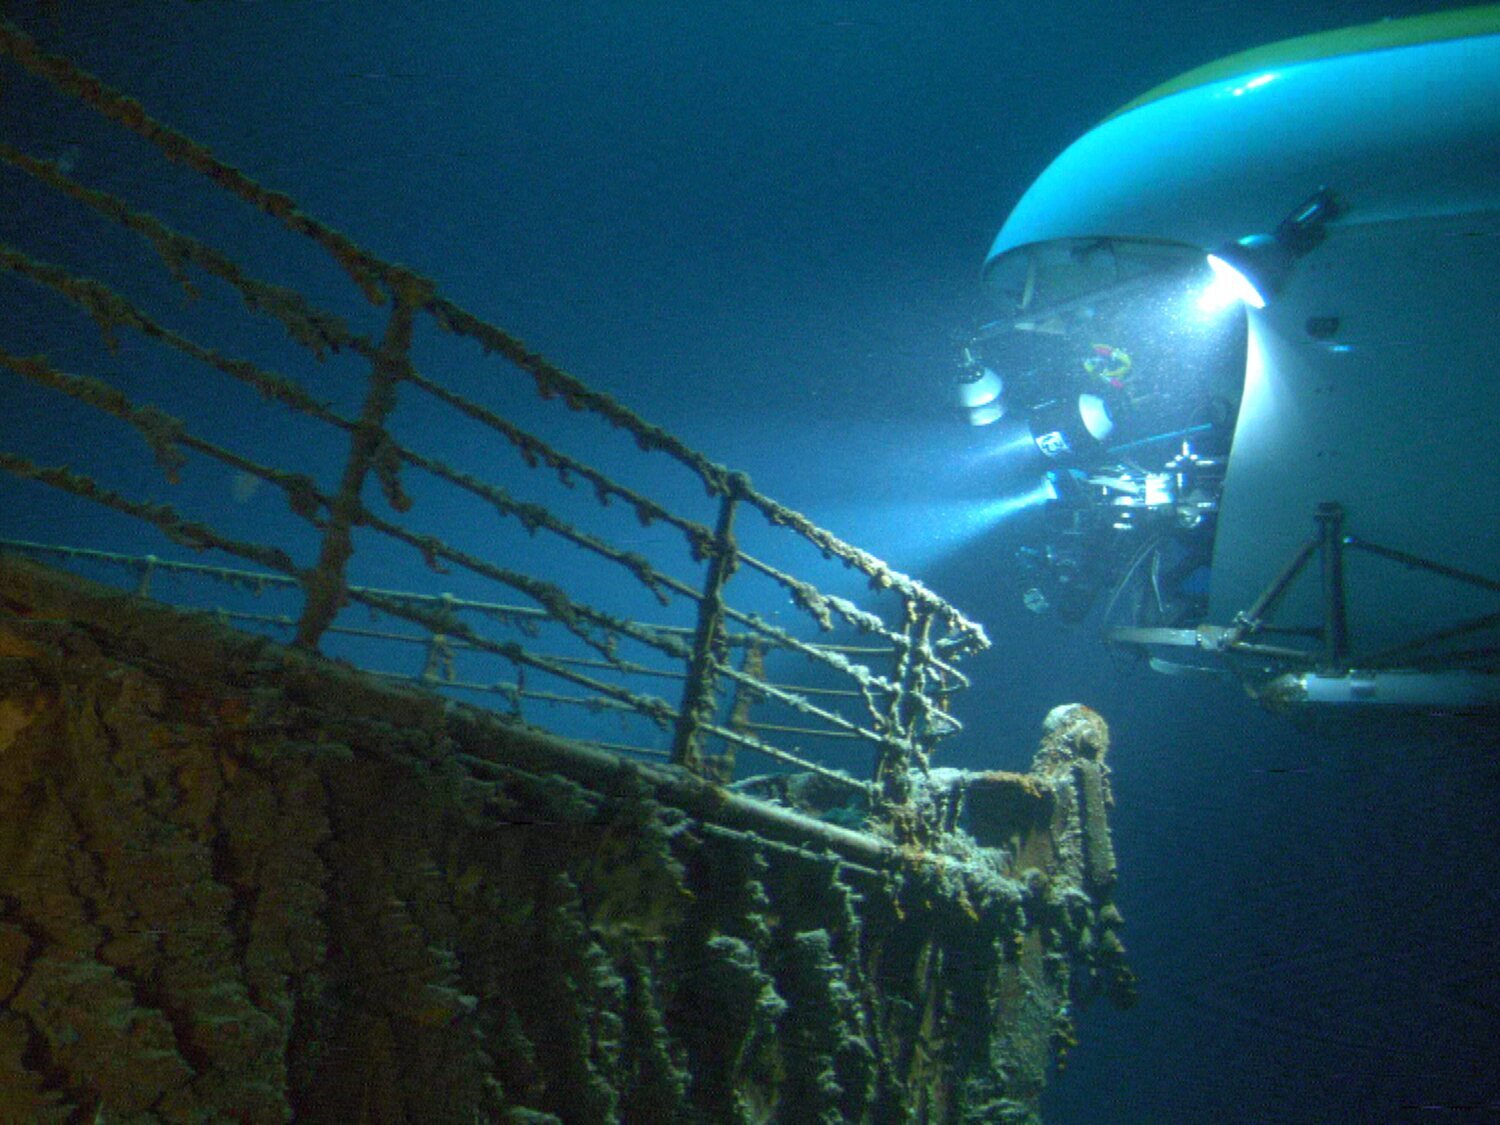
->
[982,391,1118,482]
[1029,393,1115,459]
[1204,245,1275,309]
[954,360,1005,426]
[1206,186,1341,308]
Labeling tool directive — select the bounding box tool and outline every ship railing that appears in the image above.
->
[0,22,988,820]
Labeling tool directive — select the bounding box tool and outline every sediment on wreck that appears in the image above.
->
[0,553,1133,1123]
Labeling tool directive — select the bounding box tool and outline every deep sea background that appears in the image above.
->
[1,2,1497,1121]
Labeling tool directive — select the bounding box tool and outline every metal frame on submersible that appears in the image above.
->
[1110,501,1500,711]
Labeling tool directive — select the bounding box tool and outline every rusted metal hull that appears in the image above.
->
[0,554,1131,1122]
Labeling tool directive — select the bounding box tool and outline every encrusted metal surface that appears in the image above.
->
[0,554,1132,1123]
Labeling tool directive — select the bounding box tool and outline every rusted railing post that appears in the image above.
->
[294,278,422,649]
[706,637,765,782]
[671,489,738,774]
[0,23,1004,794]
[874,599,934,827]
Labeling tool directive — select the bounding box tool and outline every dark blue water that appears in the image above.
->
[2,3,1496,1121]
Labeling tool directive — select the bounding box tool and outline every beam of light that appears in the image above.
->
[1238,313,1274,427]
[1203,252,1267,310]
[810,477,1058,576]
[982,475,1059,522]
[716,416,1067,585]
[968,412,1044,474]
[808,500,1005,576]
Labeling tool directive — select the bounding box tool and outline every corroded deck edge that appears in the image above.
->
[0,554,1132,1123]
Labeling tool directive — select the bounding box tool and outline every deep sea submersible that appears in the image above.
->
[0,9,1495,1119]
[957,6,1500,716]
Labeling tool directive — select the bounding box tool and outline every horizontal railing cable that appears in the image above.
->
[0,20,989,834]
